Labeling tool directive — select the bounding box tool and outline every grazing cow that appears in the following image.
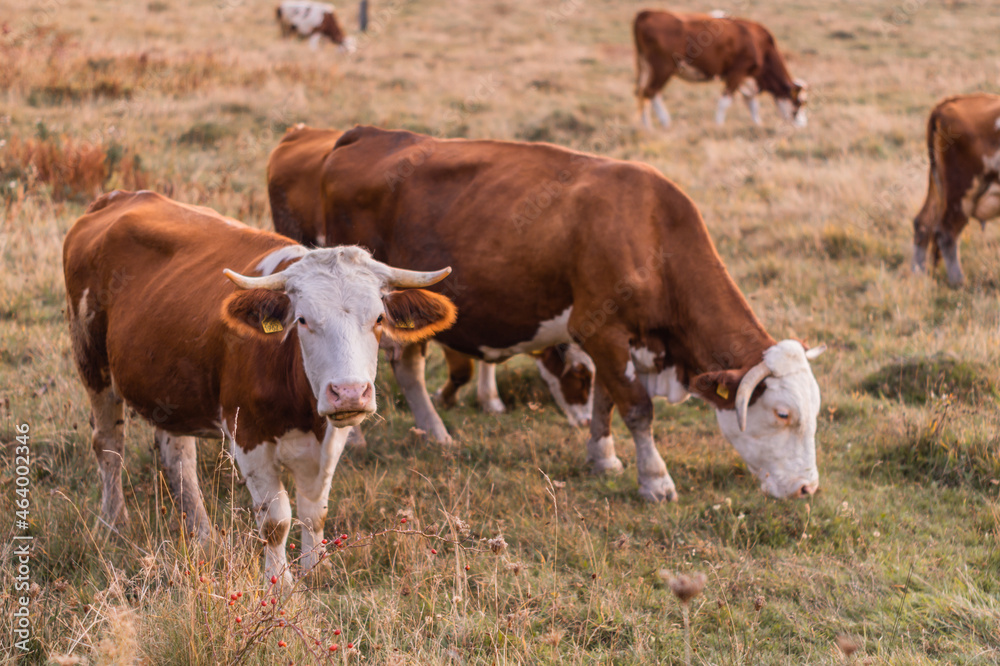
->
[275,125,827,502]
[276,1,356,52]
[267,125,595,430]
[913,93,1000,286]
[436,344,594,427]
[63,190,455,583]
[633,10,807,128]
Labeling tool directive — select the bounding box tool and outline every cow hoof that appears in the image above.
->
[480,399,506,414]
[590,456,624,476]
[638,476,678,503]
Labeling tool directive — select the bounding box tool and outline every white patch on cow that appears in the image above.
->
[709,9,728,18]
[232,438,293,585]
[739,78,759,97]
[676,61,710,82]
[339,35,357,54]
[746,96,761,125]
[280,1,335,36]
[715,94,733,125]
[256,244,309,276]
[715,339,822,499]
[478,306,572,362]
[794,108,808,128]
[624,360,636,381]
[652,94,671,128]
[316,233,326,246]
[629,347,689,404]
[309,33,322,50]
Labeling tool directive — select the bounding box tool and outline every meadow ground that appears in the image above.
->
[1,0,1000,663]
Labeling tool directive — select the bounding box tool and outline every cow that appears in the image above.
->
[273,125,827,502]
[913,93,1000,286]
[63,190,455,584]
[267,125,595,430]
[276,1,356,53]
[436,344,594,427]
[633,10,807,129]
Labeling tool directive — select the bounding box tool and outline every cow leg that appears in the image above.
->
[309,33,322,50]
[391,342,453,444]
[476,362,506,414]
[89,386,129,528]
[715,94,734,126]
[936,228,965,286]
[434,347,473,409]
[580,332,676,502]
[651,95,671,129]
[231,441,292,586]
[280,427,350,575]
[912,215,932,275]
[156,430,213,546]
[586,380,623,475]
[742,93,761,125]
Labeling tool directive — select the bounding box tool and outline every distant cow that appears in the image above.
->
[63,190,454,584]
[267,125,595,429]
[913,93,1000,286]
[633,10,807,128]
[276,1,356,52]
[275,125,827,502]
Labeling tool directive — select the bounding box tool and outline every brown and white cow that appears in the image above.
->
[273,125,827,502]
[276,1,355,52]
[633,10,807,129]
[267,125,595,430]
[63,190,455,584]
[913,93,1000,286]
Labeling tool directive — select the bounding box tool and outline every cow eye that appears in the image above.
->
[376,314,384,325]
[297,316,307,326]
[776,409,790,421]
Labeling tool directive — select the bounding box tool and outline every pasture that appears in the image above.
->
[2,0,1000,663]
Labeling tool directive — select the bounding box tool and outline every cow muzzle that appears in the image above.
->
[322,381,375,424]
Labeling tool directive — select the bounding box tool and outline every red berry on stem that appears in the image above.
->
[333,629,341,636]
[347,642,354,649]
[329,645,338,652]
[430,549,437,555]
[235,616,242,623]
[271,598,277,605]
[400,517,406,524]
[270,575,278,585]
[278,640,287,647]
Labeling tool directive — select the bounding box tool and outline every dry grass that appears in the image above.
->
[2,0,1000,663]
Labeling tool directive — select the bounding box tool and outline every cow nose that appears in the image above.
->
[797,482,818,498]
[325,382,374,413]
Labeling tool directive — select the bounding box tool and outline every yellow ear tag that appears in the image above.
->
[262,317,284,334]
[716,383,730,400]
[396,319,415,330]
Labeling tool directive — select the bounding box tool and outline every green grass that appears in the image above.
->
[2,0,1000,663]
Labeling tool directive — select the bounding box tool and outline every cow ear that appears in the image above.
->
[382,289,457,343]
[689,368,745,409]
[221,289,292,339]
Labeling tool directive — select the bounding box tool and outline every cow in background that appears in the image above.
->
[633,10,807,128]
[913,93,1000,286]
[274,125,828,503]
[276,1,356,52]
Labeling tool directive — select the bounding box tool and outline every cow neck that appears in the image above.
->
[662,227,776,378]
[757,51,794,99]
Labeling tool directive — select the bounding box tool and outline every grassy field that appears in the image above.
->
[2,0,1000,663]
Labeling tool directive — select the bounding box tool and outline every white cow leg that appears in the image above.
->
[89,386,129,528]
[652,94,672,128]
[743,93,761,125]
[623,408,677,502]
[476,362,506,414]
[156,430,214,547]
[638,97,652,129]
[232,440,292,587]
[391,342,453,444]
[282,427,349,574]
[716,94,733,125]
[937,231,965,286]
[308,33,321,50]
[586,381,624,475]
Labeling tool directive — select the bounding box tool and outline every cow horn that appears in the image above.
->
[735,361,773,432]
[804,343,827,360]
[223,268,288,291]
[381,265,452,288]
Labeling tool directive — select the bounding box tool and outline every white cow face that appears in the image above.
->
[223,246,456,427]
[714,340,823,498]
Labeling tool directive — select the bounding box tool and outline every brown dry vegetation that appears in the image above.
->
[1,0,1000,664]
